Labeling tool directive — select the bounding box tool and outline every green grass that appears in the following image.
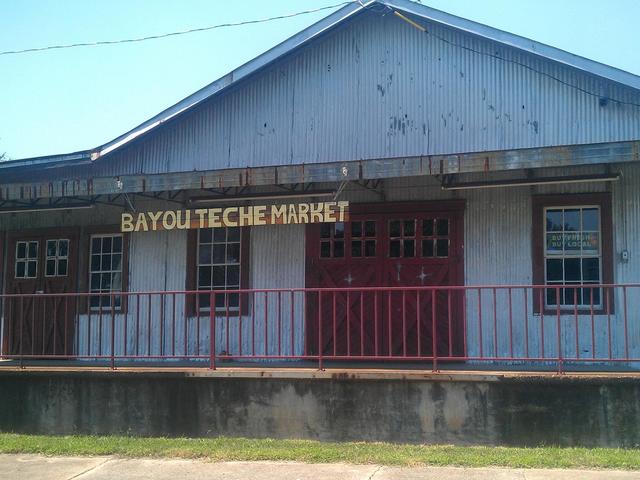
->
[0,433,639,470]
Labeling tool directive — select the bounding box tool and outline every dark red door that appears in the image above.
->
[5,231,78,357]
[306,201,464,358]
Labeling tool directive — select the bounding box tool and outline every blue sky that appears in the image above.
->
[1,0,639,160]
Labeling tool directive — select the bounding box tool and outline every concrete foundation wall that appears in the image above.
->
[0,372,639,447]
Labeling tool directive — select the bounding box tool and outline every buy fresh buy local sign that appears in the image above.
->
[121,201,349,232]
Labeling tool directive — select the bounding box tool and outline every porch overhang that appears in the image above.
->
[0,140,638,205]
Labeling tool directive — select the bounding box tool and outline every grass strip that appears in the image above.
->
[0,433,639,470]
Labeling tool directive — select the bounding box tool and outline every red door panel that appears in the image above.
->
[4,231,78,357]
[306,201,464,358]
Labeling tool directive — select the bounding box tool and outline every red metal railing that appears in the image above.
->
[1,285,639,373]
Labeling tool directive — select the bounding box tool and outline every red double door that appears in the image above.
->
[3,230,79,357]
[305,201,464,358]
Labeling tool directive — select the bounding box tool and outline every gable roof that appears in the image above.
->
[3,0,640,171]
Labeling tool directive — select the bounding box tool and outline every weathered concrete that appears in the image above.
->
[0,371,639,447]
[1,456,638,480]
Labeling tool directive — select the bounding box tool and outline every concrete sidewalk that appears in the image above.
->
[0,454,638,480]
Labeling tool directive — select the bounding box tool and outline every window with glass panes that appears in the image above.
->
[544,206,601,307]
[45,239,69,277]
[15,241,38,279]
[197,227,241,310]
[89,234,124,309]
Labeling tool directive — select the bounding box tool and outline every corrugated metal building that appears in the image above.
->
[1,0,640,370]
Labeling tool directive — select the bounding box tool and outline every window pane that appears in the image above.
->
[59,239,69,257]
[47,240,57,257]
[227,227,240,242]
[546,233,563,255]
[333,240,344,258]
[101,273,111,290]
[90,273,101,290]
[320,242,331,258]
[564,258,581,282]
[389,240,401,257]
[403,220,415,237]
[582,258,600,282]
[16,261,25,278]
[226,265,240,286]
[422,239,434,257]
[198,266,212,288]
[320,223,331,239]
[212,245,226,264]
[17,242,26,259]
[582,208,599,231]
[563,233,581,254]
[112,272,122,290]
[436,239,449,257]
[404,239,415,257]
[112,254,122,272]
[226,243,240,263]
[334,222,344,238]
[102,236,112,253]
[582,232,599,255]
[546,286,559,306]
[28,242,38,259]
[582,286,600,305]
[422,219,434,236]
[46,259,56,276]
[213,228,226,242]
[91,237,101,254]
[389,221,401,238]
[112,236,122,253]
[228,293,239,308]
[436,219,449,236]
[351,222,362,238]
[546,259,563,282]
[91,254,101,271]
[564,209,580,231]
[546,210,563,232]
[365,240,376,257]
[212,266,225,287]
[351,240,362,257]
[199,245,212,265]
[101,255,111,271]
[27,261,37,278]
[199,228,212,244]
[364,221,376,237]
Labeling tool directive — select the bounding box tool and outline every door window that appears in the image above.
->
[45,239,70,277]
[15,241,38,279]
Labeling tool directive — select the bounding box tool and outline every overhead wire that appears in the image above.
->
[0,1,354,56]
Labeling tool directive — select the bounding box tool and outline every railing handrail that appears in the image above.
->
[1,283,639,297]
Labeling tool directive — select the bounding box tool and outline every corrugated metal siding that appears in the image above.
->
[95,10,640,177]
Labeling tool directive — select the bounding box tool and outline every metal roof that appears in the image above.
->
[3,0,640,171]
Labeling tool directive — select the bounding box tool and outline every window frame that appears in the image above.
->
[186,227,250,316]
[532,193,614,315]
[44,238,70,278]
[81,227,129,314]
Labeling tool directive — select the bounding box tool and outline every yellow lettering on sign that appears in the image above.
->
[162,210,176,230]
[176,210,190,229]
[195,209,208,229]
[121,213,134,232]
[238,206,252,227]
[337,201,349,222]
[223,207,238,227]
[323,202,337,222]
[208,208,222,228]
[135,212,149,232]
[298,203,309,223]
[310,203,323,223]
[253,205,267,225]
[148,211,163,231]
[271,204,287,224]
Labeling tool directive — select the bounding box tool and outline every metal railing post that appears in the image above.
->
[209,291,216,370]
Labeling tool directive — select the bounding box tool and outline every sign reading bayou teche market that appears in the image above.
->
[121,201,349,232]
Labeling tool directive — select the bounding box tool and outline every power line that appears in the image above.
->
[0,2,353,56]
